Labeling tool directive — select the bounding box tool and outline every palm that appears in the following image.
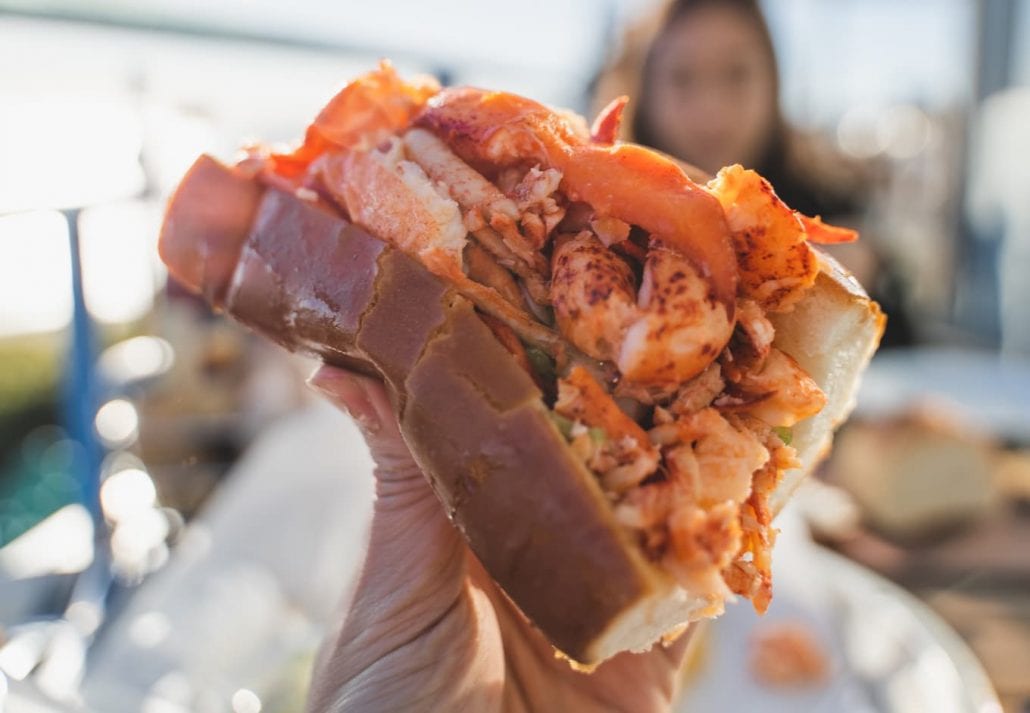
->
[467,557,691,712]
[306,368,690,713]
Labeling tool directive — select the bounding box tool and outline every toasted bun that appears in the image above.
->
[160,156,882,663]
[768,253,886,515]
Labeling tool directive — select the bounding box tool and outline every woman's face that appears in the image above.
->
[643,5,777,175]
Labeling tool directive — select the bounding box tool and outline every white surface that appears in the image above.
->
[82,401,375,713]
[0,506,93,580]
[677,510,1000,713]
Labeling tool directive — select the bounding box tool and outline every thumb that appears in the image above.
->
[305,365,469,688]
[306,366,418,482]
[307,363,460,543]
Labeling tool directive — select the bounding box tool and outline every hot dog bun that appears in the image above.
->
[160,155,882,663]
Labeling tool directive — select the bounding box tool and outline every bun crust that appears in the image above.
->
[160,156,882,663]
[768,252,886,515]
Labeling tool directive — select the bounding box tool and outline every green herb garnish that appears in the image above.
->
[589,427,607,444]
[526,346,556,382]
[550,412,574,439]
[773,426,793,445]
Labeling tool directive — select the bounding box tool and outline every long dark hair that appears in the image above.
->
[632,0,782,156]
[612,0,863,219]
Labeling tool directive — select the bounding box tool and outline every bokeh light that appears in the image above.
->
[100,468,157,523]
[231,688,262,713]
[79,202,166,325]
[94,399,140,448]
[0,211,71,337]
[99,336,176,386]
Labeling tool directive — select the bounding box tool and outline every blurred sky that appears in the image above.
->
[0,0,1027,336]
[0,0,993,116]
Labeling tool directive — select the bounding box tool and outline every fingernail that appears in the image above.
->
[307,367,382,435]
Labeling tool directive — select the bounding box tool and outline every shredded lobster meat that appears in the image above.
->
[464,242,524,308]
[706,165,819,314]
[725,349,827,428]
[257,64,861,614]
[507,166,566,246]
[470,226,550,304]
[320,136,466,277]
[555,366,660,493]
[272,60,438,178]
[799,214,859,244]
[668,364,725,416]
[416,87,740,313]
[590,96,629,145]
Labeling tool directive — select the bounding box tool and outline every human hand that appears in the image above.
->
[305,365,693,713]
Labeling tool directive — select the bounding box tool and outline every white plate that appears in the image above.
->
[677,514,1001,713]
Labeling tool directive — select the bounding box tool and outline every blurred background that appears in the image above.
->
[0,0,1028,711]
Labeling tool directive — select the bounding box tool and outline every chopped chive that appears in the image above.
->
[550,412,574,439]
[773,426,793,445]
[526,346,557,383]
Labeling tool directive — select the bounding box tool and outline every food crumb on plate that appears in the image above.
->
[749,620,829,688]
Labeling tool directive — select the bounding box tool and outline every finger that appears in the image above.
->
[307,365,392,441]
[307,366,419,484]
[306,365,471,688]
[308,363,443,508]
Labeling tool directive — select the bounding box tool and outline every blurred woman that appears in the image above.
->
[593,0,913,346]
[593,0,861,217]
